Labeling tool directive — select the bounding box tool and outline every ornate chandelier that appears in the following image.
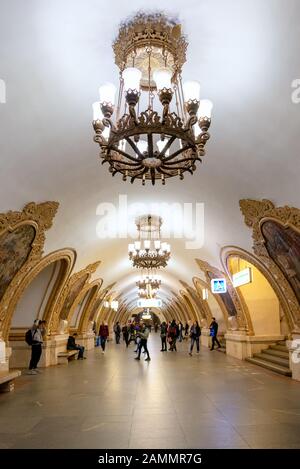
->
[137,271,161,298]
[92,12,213,185]
[128,215,170,269]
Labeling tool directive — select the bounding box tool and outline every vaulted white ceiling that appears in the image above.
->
[1,0,299,308]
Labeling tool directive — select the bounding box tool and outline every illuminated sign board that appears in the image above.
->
[137,299,162,308]
[211,278,227,294]
[232,267,252,287]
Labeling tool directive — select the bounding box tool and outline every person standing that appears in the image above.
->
[122,323,130,348]
[189,321,201,356]
[185,322,189,337]
[135,324,151,361]
[114,322,121,344]
[160,321,167,352]
[178,322,183,342]
[28,320,44,374]
[99,321,109,353]
[210,317,221,350]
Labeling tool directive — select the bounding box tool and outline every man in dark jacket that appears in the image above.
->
[67,333,86,359]
[189,321,201,356]
[99,322,109,353]
[210,318,221,350]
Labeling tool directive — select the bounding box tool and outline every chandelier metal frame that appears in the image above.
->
[92,12,212,185]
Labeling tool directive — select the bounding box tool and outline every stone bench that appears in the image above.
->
[0,370,21,392]
[57,350,78,365]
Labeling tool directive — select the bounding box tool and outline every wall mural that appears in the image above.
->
[207,270,237,317]
[60,273,89,320]
[0,225,36,302]
[261,220,300,304]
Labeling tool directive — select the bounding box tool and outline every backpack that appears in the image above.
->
[25,329,33,345]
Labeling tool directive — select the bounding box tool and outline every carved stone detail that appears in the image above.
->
[0,202,59,340]
[239,199,300,331]
[50,261,101,334]
[195,259,252,334]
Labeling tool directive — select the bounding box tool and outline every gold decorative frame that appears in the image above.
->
[2,248,76,342]
[180,280,211,325]
[67,279,103,333]
[220,245,293,335]
[239,198,300,332]
[0,202,60,340]
[195,258,252,334]
[51,261,101,333]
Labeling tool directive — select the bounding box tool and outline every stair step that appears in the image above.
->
[246,357,292,376]
[270,344,288,353]
[254,352,289,367]
[277,340,287,346]
[263,348,289,359]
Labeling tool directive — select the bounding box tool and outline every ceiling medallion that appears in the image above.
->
[128,215,170,269]
[92,12,213,185]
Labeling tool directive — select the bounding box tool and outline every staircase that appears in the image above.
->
[246,340,291,377]
[216,336,226,353]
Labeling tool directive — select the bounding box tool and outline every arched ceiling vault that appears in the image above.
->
[1,0,299,312]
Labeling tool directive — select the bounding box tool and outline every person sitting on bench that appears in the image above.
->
[67,333,86,359]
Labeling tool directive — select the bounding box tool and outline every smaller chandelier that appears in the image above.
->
[128,215,170,269]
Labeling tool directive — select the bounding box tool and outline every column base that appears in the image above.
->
[225,332,285,360]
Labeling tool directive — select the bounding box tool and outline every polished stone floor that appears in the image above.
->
[1,334,300,449]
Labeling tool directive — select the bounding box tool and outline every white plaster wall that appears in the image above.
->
[12,262,60,327]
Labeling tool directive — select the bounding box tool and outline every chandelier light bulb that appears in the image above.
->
[183,80,201,102]
[102,126,110,140]
[198,99,213,118]
[144,240,151,250]
[99,82,116,104]
[153,68,172,90]
[118,139,126,152]
[154,240,161,250]
[92,102,103,121]
[128,243,135,253]
[123,67,142,92]
[134,240,141,251]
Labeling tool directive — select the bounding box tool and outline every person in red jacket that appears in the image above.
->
[99,322,109,354]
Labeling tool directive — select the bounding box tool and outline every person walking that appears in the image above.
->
[135,324,151,361]
[114,322,121,344]
[160,321,167,352]
[178,321,183,342]
[168,320,177,351]
[210,317,221,350]
[99,321,109,353]
[28,320,44,374]
[189,321,201,356]
[185,322,189,337]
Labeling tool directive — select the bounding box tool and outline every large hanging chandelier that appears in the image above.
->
[92,12,213,185]
[128,215,170,269]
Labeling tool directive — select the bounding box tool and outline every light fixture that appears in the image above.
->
[92,12,213,185]
[128,215,170,269]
